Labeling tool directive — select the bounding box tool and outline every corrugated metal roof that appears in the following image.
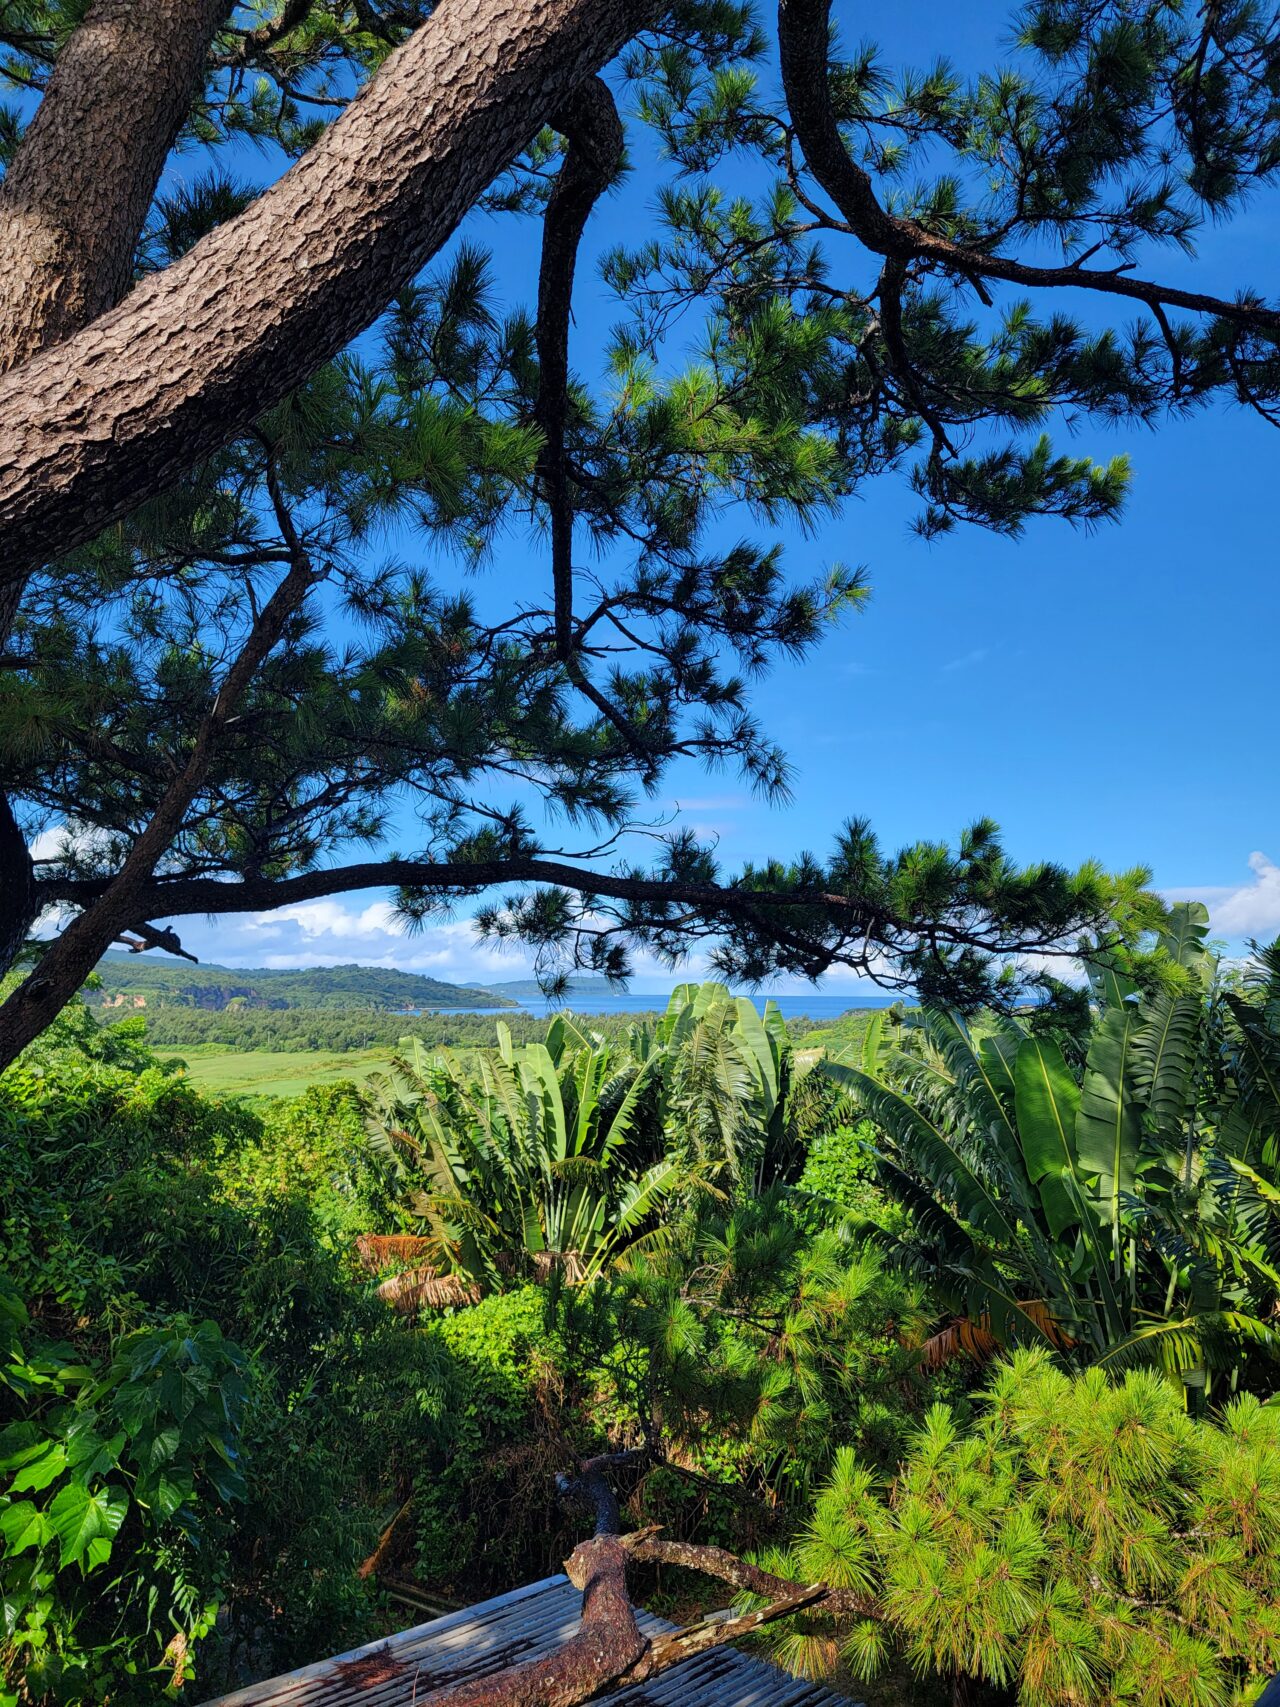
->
[195,1572,864,1707]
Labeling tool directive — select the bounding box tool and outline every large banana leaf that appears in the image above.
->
[926,1010,1020,1173]
[1159,900,1211,970]
[1130,989,1201,1137]
[1076,1002,1143,1233]
[1013,1035,1084,1240]
[978,1025,1022,1104]
[823,1063,1020,1246]
[733,995,780,1126]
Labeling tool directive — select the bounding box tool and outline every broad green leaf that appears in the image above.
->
[1159,900,1210,970]
[8,1443,66,1495]
[859,1010,886,1073]
[928,1011,1020,1172]
[1131,990,1200,1137]
[1076,1003,1143,1228]
[0,1500,49,1554]
[733,997,778,1123]
[1085,953,1138,1011]
[1014,1036,1083,1240]
[47,1482,128,1569]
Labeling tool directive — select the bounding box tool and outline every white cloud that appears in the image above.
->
[941,646,990,674]
[245,899,406,942]
[27,825,65,862]
[1166,851,1280,942]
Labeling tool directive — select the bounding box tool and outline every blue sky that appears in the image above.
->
[66,3,1280,987]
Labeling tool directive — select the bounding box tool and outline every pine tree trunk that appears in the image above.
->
[0,0,653,590]
[0,0,231,957]
[0,0,230,376]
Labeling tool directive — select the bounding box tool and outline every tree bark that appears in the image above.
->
[0,0,654,589]
[0,795,36,979]
[0,0,232,952]
[0,0,230,376]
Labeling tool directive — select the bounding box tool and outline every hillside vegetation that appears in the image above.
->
[87,955,512,1014]
[140,1005,879,1086]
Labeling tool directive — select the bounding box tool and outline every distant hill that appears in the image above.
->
[88,955,514,1013]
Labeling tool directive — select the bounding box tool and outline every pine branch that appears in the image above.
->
[776,0,1280,336]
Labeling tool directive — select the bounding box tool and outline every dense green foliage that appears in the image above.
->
[4,948,1280,1706]
[827,907,1280,1393]
[361,984,842,1284]
[763,1352,1280,1704]
[0,1026,450,1701]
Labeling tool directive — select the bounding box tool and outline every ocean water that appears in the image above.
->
[399,992,902,1021]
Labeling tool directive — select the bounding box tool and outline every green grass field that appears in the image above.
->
[153,1045,400,1098]
[153,1006,884,1099]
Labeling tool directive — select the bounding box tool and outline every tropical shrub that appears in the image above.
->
[762,1351,1280,1707]
[1,1287,245,1704]
[825,908,1280,1389]
[413,1288,604,1592]
[0,1010,452,1698]
[363,1015,677,1288]
[361,983,833,1288]
[562,1188,936,1495]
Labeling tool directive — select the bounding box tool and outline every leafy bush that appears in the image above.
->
[1,1293,245,1704]
[0,1009,450,1699]
[414,1289,602,1592]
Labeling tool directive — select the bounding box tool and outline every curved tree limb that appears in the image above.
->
[0,461,320,1064]
[532,79,665,771]
[8,841,1118,1073]
[37,853,1106,958]
[776,0,1280,336]
[0,0,655,586]
[536,77,625,663]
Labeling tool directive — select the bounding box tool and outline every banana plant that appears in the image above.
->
[822,905,1280,1388]
[362,1019,674,1290]
[639,982,816,1194]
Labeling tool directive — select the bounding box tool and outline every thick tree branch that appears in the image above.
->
[532,79,664,769]
[0,0,655,587]
[39,853,1087,948]
[18,845,1112,1064]
[535,77,624,661]
[776,0,1280,336]
[405,1457,866,1707]
[630,1535,877,1619]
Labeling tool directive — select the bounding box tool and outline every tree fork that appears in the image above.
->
[0,0,656,587]
[776,0,1280,335]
